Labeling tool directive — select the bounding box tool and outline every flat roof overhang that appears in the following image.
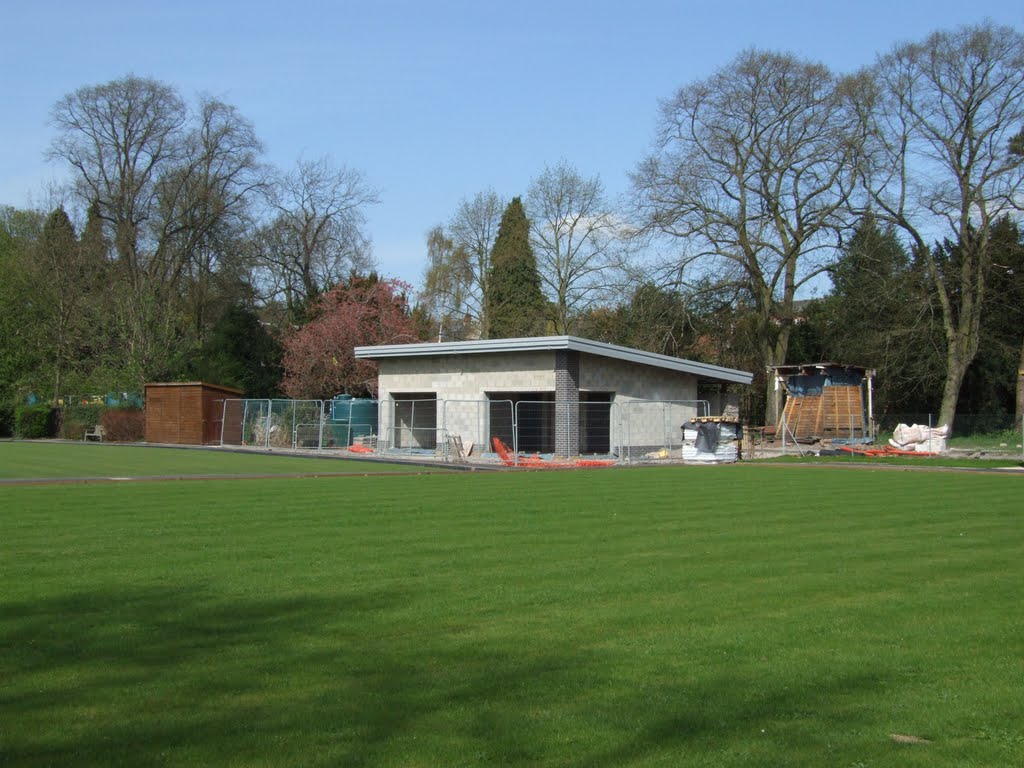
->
[355,335,753,386]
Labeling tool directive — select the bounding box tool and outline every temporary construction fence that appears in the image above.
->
[379,397,710,463]
[617,400,711,462]
[219,399,376,450]
[220,396,714,464]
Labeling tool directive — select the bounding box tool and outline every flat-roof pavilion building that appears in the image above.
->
[355,336,752,458]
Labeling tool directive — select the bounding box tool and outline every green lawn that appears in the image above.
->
[2,461,1022,766]
[761,453,1023,470]
[0,441,450,480]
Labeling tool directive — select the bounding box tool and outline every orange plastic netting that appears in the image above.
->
[491,437,614,468]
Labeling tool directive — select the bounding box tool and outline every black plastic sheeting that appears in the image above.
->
[695,422,721,453]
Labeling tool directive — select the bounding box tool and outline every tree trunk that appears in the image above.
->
[763,328,791,427]
[764,369,780,428]
[52,366,62,407]
[1016,337,1024,431]
[938,335,975,433]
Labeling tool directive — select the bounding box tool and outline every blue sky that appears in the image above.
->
[3,1,1022,290]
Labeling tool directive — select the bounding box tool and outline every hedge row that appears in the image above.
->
[4,404,144,441]
[0,403,14,437]
[14,405,55,438]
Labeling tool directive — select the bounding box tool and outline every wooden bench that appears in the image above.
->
[83,424,106,442]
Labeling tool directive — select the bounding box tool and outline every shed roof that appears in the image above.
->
[145,381,245,395]
[355,335,753,385]
[770,363,874,378]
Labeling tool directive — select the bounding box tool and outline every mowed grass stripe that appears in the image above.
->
[0,442,450,480]
[2,466,1022,767]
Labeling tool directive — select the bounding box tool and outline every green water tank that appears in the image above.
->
[330,395,378,446]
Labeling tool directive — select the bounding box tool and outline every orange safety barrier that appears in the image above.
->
[837,444,936,458]
[491,438,614,468]
[348,444,374,453]
[491,437,515,465]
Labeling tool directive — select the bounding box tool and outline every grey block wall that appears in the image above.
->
[375,352,556,447]
[372,349,705,455]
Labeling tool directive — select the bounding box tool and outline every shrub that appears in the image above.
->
[59,404,104,440]
[15,405,56,438]
[99,408,145,442]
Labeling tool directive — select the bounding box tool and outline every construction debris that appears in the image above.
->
[889,423,949,453]
[491,438,615,468]
[682,419,740,463]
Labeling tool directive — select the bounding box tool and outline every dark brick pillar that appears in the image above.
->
[555,350,580,458]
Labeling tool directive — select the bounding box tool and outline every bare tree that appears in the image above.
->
[526,161,623,334]
[156,97,267,337]
[49,76,267,383]
[418,225,474,340]
[49,75,188,287]
[420,189,504,338]
[860,22,1024,431]
[632,50,861,422]
[254,156,379,321]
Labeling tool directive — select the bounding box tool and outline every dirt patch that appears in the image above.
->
[890,733,932,745]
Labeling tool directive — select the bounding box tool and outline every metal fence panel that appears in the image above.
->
[385,398,439,453]
[509,400,616,459]
[220,398,332,450]
[486,400,515,457]
[514,400,556,455]
[440,399,514,459]
[261,399,320,449]
[579,401,614,456]
[618,400,710,462]
[439,399,484,453]
[240,399,273,448]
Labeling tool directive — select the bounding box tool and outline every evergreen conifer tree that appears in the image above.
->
[820,214,942,413]
[485,197,547,338]
[195,305,283,397]
[39,208,82,401]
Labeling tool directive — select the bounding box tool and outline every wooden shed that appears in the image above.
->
[771,364,875,442]
[144,382,243,445]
